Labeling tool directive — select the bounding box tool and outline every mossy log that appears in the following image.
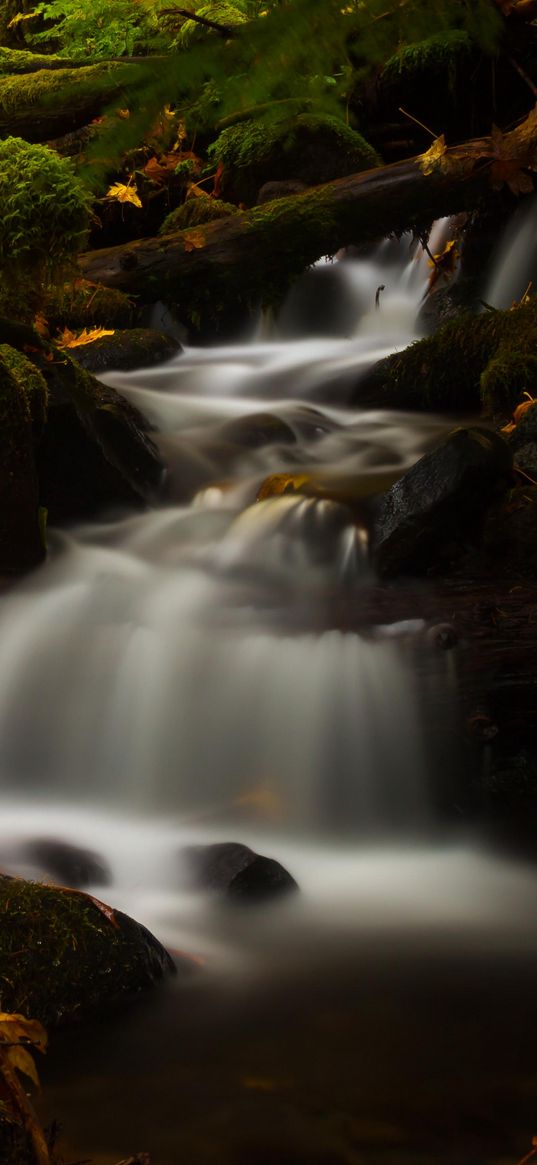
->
[0,60,150,141]
[79,107,537,315]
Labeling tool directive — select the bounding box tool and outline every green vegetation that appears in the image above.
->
[358,299,537,415]
[209,113,380,203]
[0,137,90,319]
[160,196,239,233]
[45,280,135,331]
[382,29,472,88]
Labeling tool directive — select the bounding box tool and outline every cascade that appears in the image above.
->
[0,219,534,966]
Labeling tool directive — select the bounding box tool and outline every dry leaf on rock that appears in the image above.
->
[56,326,116,350]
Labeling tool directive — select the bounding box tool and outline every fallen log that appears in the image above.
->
[0,60,152,142]
[79,106,537,316]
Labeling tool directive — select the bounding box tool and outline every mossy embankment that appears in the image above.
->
[352,297,537,415]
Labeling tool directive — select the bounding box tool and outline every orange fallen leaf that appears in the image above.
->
[56,326,116,350]
[183,228,206,252]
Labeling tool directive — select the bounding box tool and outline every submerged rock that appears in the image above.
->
[181,842,298,903]
[0,875,177,1028]
[68,328,181,374]
[22,838,110,888]
[37,355,164,522]
[374,426,513,578]
[217,412,296,449]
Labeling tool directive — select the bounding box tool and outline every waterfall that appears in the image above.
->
[0,231,457,851]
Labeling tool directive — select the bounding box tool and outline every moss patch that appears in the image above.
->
[209,113,381,205]
[45,279,135,332]
[354,299,537,416]
[160,196,239,234]
[382,30,472,88]
[0,875,175,1028]
[0,346,46,571]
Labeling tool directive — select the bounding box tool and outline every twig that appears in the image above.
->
[398,106,437,139]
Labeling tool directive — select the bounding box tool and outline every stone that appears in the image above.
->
[67,328,181,374]
[22,838,111,889]
[373,426,513,578]
[0,875,179,1028]
[181,842,298,903]
[37,354,164,522]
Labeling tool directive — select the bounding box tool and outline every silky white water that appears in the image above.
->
[0,221,535,975]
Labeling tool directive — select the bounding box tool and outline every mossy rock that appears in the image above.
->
[353,298,537,415]
[160,196,239,234]
[375,31,477,151]
[45,280,136,332]
[37,353,164,522]
[67,327,181,374]
[209,113,380,206]
[0,344,47,573]
[0,875,176,1028]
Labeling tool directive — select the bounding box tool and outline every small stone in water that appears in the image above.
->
[180,842,298,903]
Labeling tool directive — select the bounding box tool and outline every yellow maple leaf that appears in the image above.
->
[105,181,142,209]
[0,1013,47,1087]
[56,326,116,350]
[419,134,447,175]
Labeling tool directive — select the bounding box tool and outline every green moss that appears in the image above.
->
[359,299,537,414]
[0,136,91,320]
[0,46,76,72]
[480,349,537,411]
[0,60,133,115]
[0,344,48,433]
[208,113,380,204]
[160,196,239,234]
[382,30,472,88]
[0,347,44,571]
[0,876,173,1028]
[45,280,135,331]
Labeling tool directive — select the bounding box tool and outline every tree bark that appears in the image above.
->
[79,107,537,312]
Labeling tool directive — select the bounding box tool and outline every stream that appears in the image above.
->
[2,218,537,1163]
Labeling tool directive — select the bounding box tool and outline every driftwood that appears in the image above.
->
[79,106,537,311]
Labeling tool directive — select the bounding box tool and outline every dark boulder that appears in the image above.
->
[0,875,178,1028]
[37,354,164,522]
[0,344,48,573]
[68,328,181,374]
[181,842,298,903]
[373,426,513,578]
[22,837,110,888]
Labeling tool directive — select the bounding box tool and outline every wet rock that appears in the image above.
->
[373,426,513,578]
[0,344,48,572]
[22,838,110,888]
[0,875,178,1027]
[68,328,181,374]
[37,355,164,522]
[217,412,296,449]
[181,842,298,902]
